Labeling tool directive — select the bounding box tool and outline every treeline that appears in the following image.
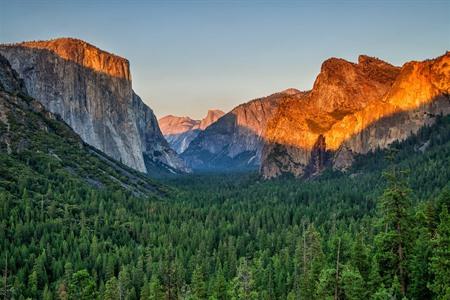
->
[1,116,450,299]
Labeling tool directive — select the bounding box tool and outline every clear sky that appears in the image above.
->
[1,0,449,119]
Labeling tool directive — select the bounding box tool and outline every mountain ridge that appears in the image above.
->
[262,52,450,178]
[0,37,189,175]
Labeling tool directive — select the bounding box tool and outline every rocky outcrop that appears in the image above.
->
[0,38,188,174]
[182,89,303,170]
[159,109,224,153]
[261,53,450,178]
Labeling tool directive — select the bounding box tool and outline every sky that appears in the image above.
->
[1,0,449,119]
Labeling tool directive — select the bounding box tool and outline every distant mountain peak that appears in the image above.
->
[159,115,200,136]
[159,109,225,154]
[199,109,225,130]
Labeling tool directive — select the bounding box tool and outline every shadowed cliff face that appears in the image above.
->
[159,109,225,154]
[0,54,166,195]
[0,38,188,174]
[262,53,450,178]
[181,89,303,170]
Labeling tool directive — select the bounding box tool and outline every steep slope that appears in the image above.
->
[182,89,303,170]
[159,109,224,153]
[0,38,188,174]
[262,53,450,178]
[0,54,166,196]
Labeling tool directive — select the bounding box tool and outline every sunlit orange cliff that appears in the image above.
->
[261,53,450,178]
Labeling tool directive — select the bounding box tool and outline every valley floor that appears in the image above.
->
[1,116,450,299]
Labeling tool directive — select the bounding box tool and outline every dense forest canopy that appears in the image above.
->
[1,107,450,299]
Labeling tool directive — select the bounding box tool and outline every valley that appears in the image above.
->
[0,36,449,299]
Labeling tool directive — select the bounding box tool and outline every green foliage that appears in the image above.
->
[104,276,119,300]
[228,258,258,300]
[429,206,450,299]
[1,99,450,299]
[374,162,412,296]
[68,269,97,299]
[191,265,207,299]
[341,265,365,300]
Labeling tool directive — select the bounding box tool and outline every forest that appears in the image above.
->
[1,115,450,299]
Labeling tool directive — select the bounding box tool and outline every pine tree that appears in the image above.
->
[296,224,324,299]
[230,258,258,300]
[105,256,116,280]
[408,216,433,299]
[350,232,370,281]
[429,206,450,299]
[68,269,97,300]
[64,262,73,286]
[148,274,164,300]
[367,256,382,296]
[316,268,336,299]
[104,276,120,300]
[133,256,145,292]
[191,264,207,299]
[43,284,53,300]
[118,266,131,300]
[28,270,38,298]
[140,281,150,300]
[1,253,11,300]
[212,266,227,300]
[341,265,365,300]
[376,161,412,297]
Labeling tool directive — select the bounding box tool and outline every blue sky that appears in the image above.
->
[1,0,449,119]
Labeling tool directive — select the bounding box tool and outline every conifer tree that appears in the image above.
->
[229,258,258,300]
[68,269,97,300]
[341,265,365,300]
[297,224,324,299]
[148,274,164,300]
[43,284,53,300]
[212,266,227,300]
[429,206,450,299]
[104,276,120,300]
[192,264,207,299]
[376,159,412,297]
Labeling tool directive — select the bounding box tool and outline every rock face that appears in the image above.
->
[0,54,165,195]
[182,89,303,170]
[159,109,224,153]
[0,38,188,174]
[261,53,450,178]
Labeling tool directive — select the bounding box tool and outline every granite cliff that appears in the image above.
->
[262,53,450,178]
[182,89,303,170]
[159,109,224,153]
[0,38,188,174]
[0,53,165,195]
